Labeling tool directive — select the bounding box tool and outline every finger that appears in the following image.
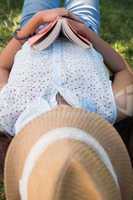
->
[67,12,84,24]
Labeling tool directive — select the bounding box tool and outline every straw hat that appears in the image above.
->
[4,105,133,200]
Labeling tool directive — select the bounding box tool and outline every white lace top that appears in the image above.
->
[0,36,117,136]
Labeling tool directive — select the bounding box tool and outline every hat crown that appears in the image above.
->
[4,106,133,200]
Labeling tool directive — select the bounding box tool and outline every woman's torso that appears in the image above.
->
[0,36,117,135]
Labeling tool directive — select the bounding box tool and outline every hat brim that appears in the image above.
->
[4,105,133,199]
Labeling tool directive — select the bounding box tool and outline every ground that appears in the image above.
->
[0,0,133,199]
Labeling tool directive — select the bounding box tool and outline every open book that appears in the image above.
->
[28,17,91,51]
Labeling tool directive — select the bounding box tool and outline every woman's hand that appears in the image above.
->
[37,8,83,24]
[37,8,69,23]
[0,7,70,85]
[66,18,89,38]
[15,8,68,43]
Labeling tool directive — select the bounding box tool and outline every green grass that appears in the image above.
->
[0,0,22,50]
[100,0,133,67]
[0,182,5,200]
[0,0,133,199]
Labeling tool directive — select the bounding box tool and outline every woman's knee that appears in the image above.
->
[112,69,133,121]
[113,83,133,121]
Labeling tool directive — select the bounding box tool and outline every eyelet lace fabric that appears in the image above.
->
[0,37,117,135]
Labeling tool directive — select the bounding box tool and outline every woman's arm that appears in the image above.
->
[0,8,68,89]
[0,39,21,89]
[0,13,42,88]
[84,27,132,73]
[67,19,132,74]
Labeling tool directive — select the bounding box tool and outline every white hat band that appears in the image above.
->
[19,127,120,200]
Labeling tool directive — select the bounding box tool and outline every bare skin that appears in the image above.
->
[0,8,133,122]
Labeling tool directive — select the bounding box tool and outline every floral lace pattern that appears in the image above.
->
[0,37,117,135]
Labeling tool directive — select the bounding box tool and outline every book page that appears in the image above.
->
[62,18,91,49]
[32,19,62,51]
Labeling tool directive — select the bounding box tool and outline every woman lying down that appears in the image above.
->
[0,0,133,136]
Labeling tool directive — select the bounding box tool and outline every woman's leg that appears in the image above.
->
[20,0,60,27]
[113,68,133,122]
[64,0,100,34]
